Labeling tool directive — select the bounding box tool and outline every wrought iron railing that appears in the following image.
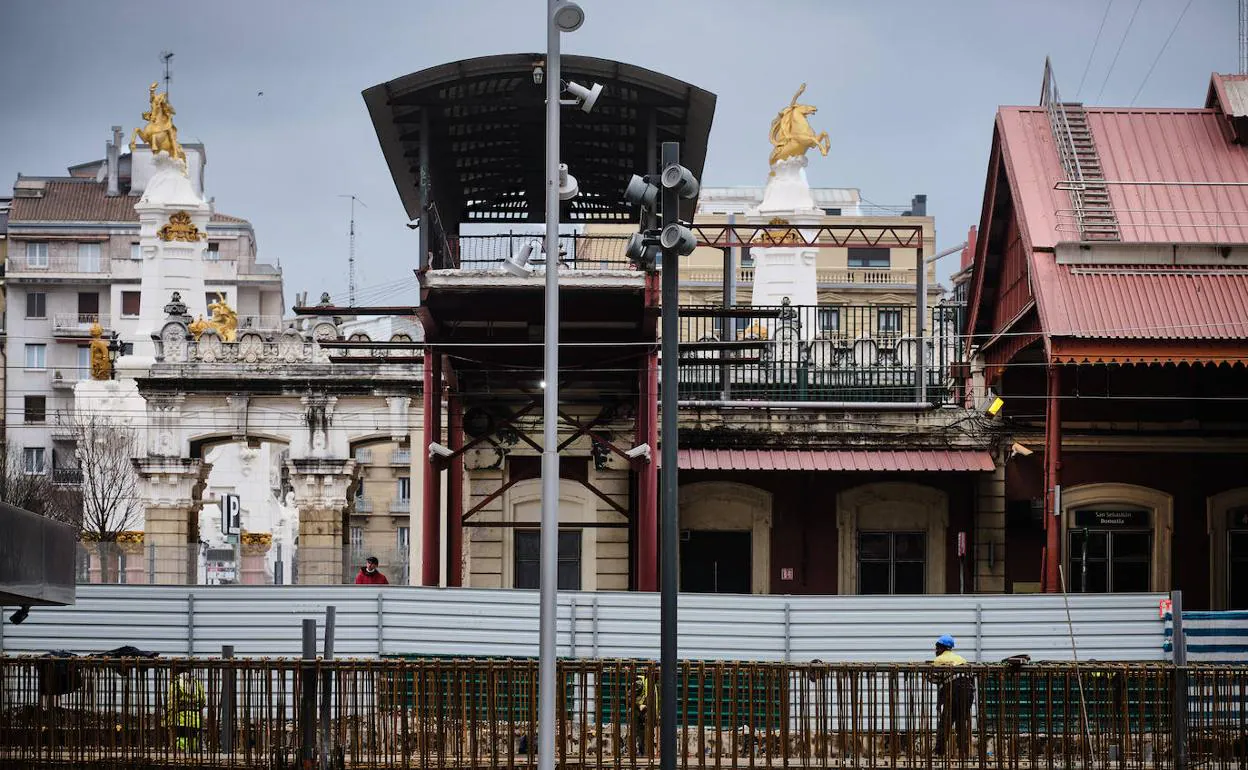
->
[676,303,966,404]
[0,656,1241,769]
[435,234,634,271]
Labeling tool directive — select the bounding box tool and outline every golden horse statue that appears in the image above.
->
[768,83,830,168]
[130,82,185,161]
[189,293,239,342]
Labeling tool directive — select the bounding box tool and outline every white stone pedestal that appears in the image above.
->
[747,157,822,327]
[132,152,211,361]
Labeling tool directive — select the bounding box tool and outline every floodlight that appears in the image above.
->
[1009,442,1033,457]
[661,163,700,200]
[502,241,539,277]
[660,223,697,256]
[565,81,603,113]
[428,442,454,460]
[552,1,585,32]
[982,390,1004,417]
[626,232,656,270]
[624,174,660,209]
[558,164,580,201]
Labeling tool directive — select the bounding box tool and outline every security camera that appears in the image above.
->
[624,174,659,209]
[660,223,697,256]
[405,219,420,230]
[565,81,603,113]
[558,163,579,201]
[428,442,454,460]
[624,443,652,462]
[9,605,30,625]
[661,163,700,200]
[1009,442,1033,457]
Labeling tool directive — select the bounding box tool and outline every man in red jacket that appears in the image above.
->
[354,556,389,585]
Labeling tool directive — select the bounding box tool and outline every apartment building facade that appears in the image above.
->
[4,130,284,479]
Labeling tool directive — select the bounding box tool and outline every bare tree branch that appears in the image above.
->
[70,412,143,542]
[0,442,81,529]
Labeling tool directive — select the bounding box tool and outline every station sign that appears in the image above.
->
[1073,509,1150,528]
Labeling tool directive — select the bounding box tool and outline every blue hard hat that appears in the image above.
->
[936,634,956,649]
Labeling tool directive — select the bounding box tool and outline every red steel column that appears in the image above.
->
[1042,364,1062,593]
[447,396,464,587]
[636,349,660,591]
[421,353,443,586]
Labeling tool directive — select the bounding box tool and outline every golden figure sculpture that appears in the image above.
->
[130,81,185,161]
[89,322,112,380]
[190,292,239,343]
[768,83,831,168]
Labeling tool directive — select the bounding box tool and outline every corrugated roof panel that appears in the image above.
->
[998,106,1248,249]
[1033,260,1248,340]
[675,449,994,472]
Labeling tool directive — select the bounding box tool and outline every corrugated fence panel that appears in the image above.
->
[0,585,1168,662]
[1165,609,1248,662]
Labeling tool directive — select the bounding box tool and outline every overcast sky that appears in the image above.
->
[0,0,1236,304]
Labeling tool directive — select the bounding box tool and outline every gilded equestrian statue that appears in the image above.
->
[768,83,831,168]
[131,82,185,161]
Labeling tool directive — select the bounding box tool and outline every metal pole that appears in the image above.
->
[915,242,927,403]
[220,645,235,754]
[659,140,681,770]
[300,618,317,767]
[320,606,336,770]
[1171,589,1188,770]
[538,2,561,769]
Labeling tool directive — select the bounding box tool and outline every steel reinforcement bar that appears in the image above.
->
[0,656,1244,769]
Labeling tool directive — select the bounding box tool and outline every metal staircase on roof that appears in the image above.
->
[1040,59,1121,242]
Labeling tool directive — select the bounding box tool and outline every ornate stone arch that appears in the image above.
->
[837,482,949,595]
[500,478,597,590]
[678,481,773,594]
[1061,483,1173,592]
[1206,487,1248,609]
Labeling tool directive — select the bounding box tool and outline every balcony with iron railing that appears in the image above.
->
[9,255,112,276]
[53,313,110,337]
[390,498,412,514]
[50,409,77,440]
[675,303,967,405]
[390,448,411,466]
[52,467,83,486]
[50,368,89,389]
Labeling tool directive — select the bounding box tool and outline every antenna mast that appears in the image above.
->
[338,195,367,306]
[160,50,174,98]
[1241,0,1248,74]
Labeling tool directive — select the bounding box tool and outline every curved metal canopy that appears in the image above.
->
[363,53,716,230]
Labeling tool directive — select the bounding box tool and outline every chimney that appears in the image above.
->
[910,194,927,217]
[106,126,122,197]
[961,226,977,271]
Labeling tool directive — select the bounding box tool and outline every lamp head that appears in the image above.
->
[552,1,585,32]
[624,174,660,210]
[565,81,603,113]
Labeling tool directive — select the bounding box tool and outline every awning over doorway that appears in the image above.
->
[675,449,995,472]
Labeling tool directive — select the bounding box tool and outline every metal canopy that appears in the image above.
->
[362,54,716,229]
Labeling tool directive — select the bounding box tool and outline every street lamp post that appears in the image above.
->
[539,4,584,770]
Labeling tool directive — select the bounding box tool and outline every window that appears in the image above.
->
[24,396,47,424]
[877,308,902,333]
[206,293,219,313]
[121,291,141,317]
[25,292,46,319]
[1068,509,1153,593]
[131,243,142,260]
[78,292,100,320]
[77,242,102,272]
[22,448,47,475]
[858,531,926,594]
[817,307,841,334]
[25,242,49,268]
[24,344,46,370]
[77,345,91,379]
[740,246,754,268]
[1230,515,1248,609]
[205,242,220,261]
[396,477,411,501]
[349,526,364,549]
[822,207,842,216]
[514,530,581,590]
[848,247,890,269]
[397,527,410,552]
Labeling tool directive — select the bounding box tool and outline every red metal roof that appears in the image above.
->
[1032,261,1248,340]
[998,106,1248,248]
[676,449,995,472]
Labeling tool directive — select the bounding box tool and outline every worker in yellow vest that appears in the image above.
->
[168,672,206,752]
[931,635,974,757]
[632,673,659,756]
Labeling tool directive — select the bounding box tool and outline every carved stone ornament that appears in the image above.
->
[752,217,804,246]
[163,291,190,320]
[157,210,205,242]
